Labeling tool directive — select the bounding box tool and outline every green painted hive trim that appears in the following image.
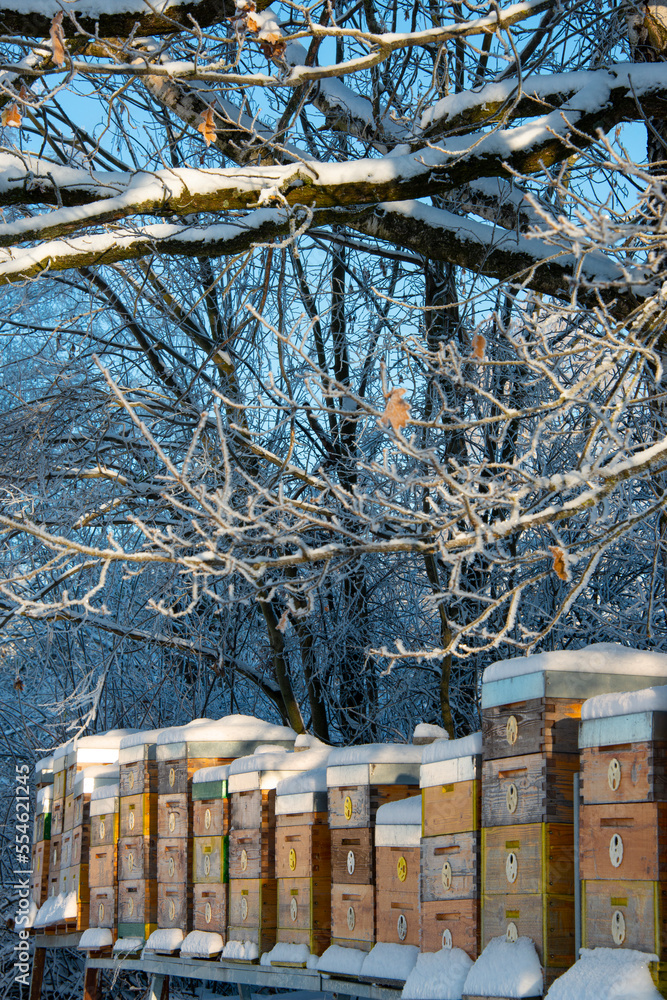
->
[192,780,228,801]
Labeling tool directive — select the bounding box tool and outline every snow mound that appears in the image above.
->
[483,643,667,685]
[376,796,421,826]
[181,931,224,957]
[145,929,183,953]
[413,723,450,744]
[294,733,329,750]
[35,755,53,775]
[156,715,295,746]
[73,764,119,795]
[120,728,164,749]
[113,937,144,953]
[361,943,419,982]
[193,764,230,784]
[15,901,38,931]
[221,939,259,961]
[327,743,424,768]
[545,948,660,1000]
[260,943,319,968]
[581,685,667,722]
[463,937,543,998]
[78,928,113,950]
[229,747,329,777]
[36,786,52,807]
[91,783,119,802]
[34,892,78,928]
[402,948,473,999]
[319,944,367,976]
[421,732,482,765]
[277,766,329,796]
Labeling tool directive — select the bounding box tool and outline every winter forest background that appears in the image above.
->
[1,0,667,991]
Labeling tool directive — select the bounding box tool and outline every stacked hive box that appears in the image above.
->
[374,795,421,950]
[420,732,482,957]
[31,756,53,908]
[327,744,423,955]
[480,645,667,992]
[46,742,70,907]
[86,781,120,948]
[185,763,230,954]
[224,746,327,962]
[579,684,667,995]
[153,716,296,951]
[117,729,161,945]
[273,757,332,963]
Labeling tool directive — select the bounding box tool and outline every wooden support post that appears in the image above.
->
[237,984,252,1000]
[82,963,99,1000]
[29,946,45,1000]
[149,974,169,1000]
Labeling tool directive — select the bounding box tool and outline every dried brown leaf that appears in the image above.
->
[548,545,568,581]
[50,12,66,67]
[380,387,410,433]
[471,333,486,360]
[2,103,21,128]
[197,107,216,147]
[276,608,289,632]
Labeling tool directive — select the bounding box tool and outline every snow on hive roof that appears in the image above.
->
[462,937,543,998]
[90,783,119,802]
[412,722,450,743]
[36,786,52,807]
[327,743,424,768]
[192,764,230,784]
[156,715,295,745]
[421,732,482,765]
[483,643,667,685]
[228,746,329,777]
[119,728,164,749]
[376,795,421,826]
[293,733,329,749]
[360,943,419,983]
[35,755,53,775]
[581,684,667,722]
[544,948,661,1000]
[73,764,119,794]
[401,948,473,1000]
[52,741,74,763]
[276,765,328,797]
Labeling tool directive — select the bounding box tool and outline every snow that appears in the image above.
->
[483,644,667,685]
[402,948,473,999]
[221,940,259,960]
[260,943,319,968]
[90,791,119,817]
[581,684,667,721]
[421,732,482,765]
[545,949,661,1000]
[53,741,74,763]
[78,928,113,950]
[34,892,77,928]
[73,764,119,795]
[156,714,295,745]
[181,931,224,957]
[35,755,53,776]
[4,0,207,16]
[294,733,329,749]
[413,723,450,743]
[90,782,119,801]
[15,901,38,930]
[119,728,164,750]
[36,786,52,808]
[113,938,144,953]
[193,764,230,783]
[463,937,543,998]
[318,944,367,976]
[361,943,419,982]
[145,928,184,953]
[376,796,422,826]
[228,747,330,792]
[277,765,329,796]
[327,744,424,768]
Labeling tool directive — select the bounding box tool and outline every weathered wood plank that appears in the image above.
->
[420,897,479,957]
[482,753,578,826]
[422,780,480,837]
[580,802,667,881]
[331,828,374,885]
[421,831,479,902]
[481,892,575,968]
[482,823,574,896]
[482,697,582,759]
[331,883,374,948]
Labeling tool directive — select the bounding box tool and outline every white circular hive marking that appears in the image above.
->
[441,861,452,890]
[127,851,134,873]
[241,897,248,921]
[241,849,248,872]
[506,922,518,944]
[506,852,518,885]
[129,810,135,831]
[609,834,624,869]
[98,902,105,922]
[290,897,298,923]
[204,855,211,876]
[506,715,518,746]
[506,783,518,814]
[168,857,175,878]
[612,910,626,945]
[397,914,408,942]
[442,929,453,950]
[608,758,622,792]
[169,900,176,921]
[128,898,134,916]
[347,906,356,931]
[347,850,356,876]
[99,819,106,840]
[168,812,176,833]
[205,808,211,831]
[168,767,175,787]
[128,771,135,791]
[205,902,212,924]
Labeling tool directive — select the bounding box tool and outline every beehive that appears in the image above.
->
[579,683,667,990]
[374,795,421,949]
[273,759,332,963]
[87,783,120,945]
[327,743,423,954]
[155,716,295,946]
[31,781,52,907]
[420,732,482,958]
[186,764,229,953]
[223,745,327,962]
[480,643,667,991]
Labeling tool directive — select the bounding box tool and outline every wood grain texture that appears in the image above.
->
[30,841,49,905]
[61,831,72,870]
[482,752,579,826]
[275,823,331,879]
[481,892,575,967]
[89,886,115,929]
[331,828,374,884]
[580,802,667,881]
[581,743,667,805]
[276,809,329,829]
[63,794,75,832]
[275,926,330,957]
[482,697,582,759]
[228,877,278,940]
[157,758,189,796]
[376,845,420,895]
[120,759,158,797]
[375,889,420,947]
[88,845,116,888]
[331,883,375,946]
[277,876,330,934]
[421,831,479,902]
[328,784,420,829]
[157,793,190,838]
[193,882,228,936]
[118,878,158,925]
[73,795,90,829]
[118,835,157,881]
[420,897,479,957]
[582,879,666,956]
[231,788,276,831]
[71,825,90,867]
[157,838,189,884]
[51,800,63,836]
[422,780,480,837]
[229,828,275,880]
[119,793,158,839]
[482,823,574,896]
[193,835,228,883]
[90,812,118,848]
[193,798,228,837]
[157,882,190,931]
[49,834,62,878]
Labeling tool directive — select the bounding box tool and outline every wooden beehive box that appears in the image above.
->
[31,783,53,906]
[374,795,421,949]
[419,733,482,958]
[88,786,119,889]
[50,742,71,838]
[327,743,423,953]
[274,761,331,960]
